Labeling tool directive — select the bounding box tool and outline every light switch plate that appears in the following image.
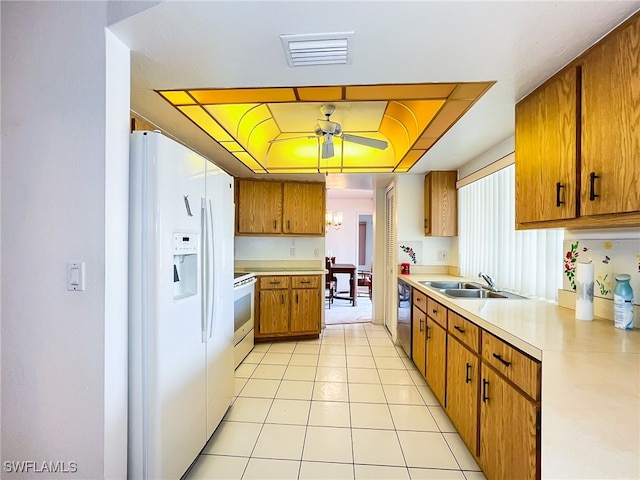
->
[67,262,85,291]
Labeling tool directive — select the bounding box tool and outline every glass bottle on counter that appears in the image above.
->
[613,274,634,330]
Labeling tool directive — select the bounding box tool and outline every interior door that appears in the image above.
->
[384,184,397,340]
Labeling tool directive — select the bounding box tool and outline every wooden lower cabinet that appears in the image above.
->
[258,289,289,335]
[412,305,426,376]
[479,364,539,480]
[290,287,321,334]
[446,336,479,456]
[255,275,321,340]
[425,317,447,406]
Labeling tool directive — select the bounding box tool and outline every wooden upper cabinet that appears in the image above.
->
[236,179,325,236]
[515,12,640,229]
[236,179,282,234]
[283,182,325,235]
[580,15,640,216]
[515,68,578,224]
[424,171,458,236]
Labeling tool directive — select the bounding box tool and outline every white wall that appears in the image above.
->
[235,236,325,261]
[1,3,130,478]
[396,175,452,267]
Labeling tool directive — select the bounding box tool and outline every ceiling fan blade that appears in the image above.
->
[321,134,334,159]
[269,135,315,144]
[342,134,388,150]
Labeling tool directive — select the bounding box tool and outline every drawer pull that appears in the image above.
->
[453,325,465,334]
[301,281,311,284]
[465,363,472,383]
[432,308,438,315]
[482,379,490,402]
[492,353,512,367]
[589,172,599,201]
[556,181,565,207]
[269,281,281,285]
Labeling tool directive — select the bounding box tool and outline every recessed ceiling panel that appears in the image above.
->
[159,81,494,174]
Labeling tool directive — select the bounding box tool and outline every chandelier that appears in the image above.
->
[325,211,343,232]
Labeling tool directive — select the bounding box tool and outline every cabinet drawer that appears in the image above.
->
[427,297,447,328]
[448,311,480,353]
[413,289,427,312]
[291,275,320,289]
[259,276,290,290]
[482,332,540,401]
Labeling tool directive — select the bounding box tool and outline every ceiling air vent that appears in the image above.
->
[280,32,354,67]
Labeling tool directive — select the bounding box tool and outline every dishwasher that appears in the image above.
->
[397,278,412,357]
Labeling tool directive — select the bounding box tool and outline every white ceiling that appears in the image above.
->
[110,0,640,190]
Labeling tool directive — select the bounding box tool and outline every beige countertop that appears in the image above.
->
[401,273,640,479]
[235,260,326,276]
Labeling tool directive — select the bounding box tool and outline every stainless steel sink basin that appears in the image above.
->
[442,289,527,300]
[420,281,482,290]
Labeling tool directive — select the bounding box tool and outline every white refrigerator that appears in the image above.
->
[128,131,234,479]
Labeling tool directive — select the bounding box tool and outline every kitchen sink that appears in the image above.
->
[442,288,527,300]
[420,281,482,290]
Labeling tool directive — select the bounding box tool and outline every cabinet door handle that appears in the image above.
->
[287,220,290,230]
[426,325,431,339]
[492,353,512,367]
[419,318,424,332]
[281,294,284,305]
[424,219,427,229]
[482,379,490,402]
[465,363,472,383]
[555,182,565,207]
[589,172,600,201]
[453,325,465,334]
[296,293,299,304]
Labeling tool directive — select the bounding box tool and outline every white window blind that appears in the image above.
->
[458,164,563,301]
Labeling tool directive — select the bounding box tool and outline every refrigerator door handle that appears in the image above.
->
[206,198,216,340]
[200,198,208,343]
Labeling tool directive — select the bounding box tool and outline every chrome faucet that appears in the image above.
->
[478,272,500,292]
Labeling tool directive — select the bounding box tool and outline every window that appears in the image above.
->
[458,164,563,301]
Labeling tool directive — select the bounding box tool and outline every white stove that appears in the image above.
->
[233,272,256,368]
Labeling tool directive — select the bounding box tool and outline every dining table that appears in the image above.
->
[330,263,357,306]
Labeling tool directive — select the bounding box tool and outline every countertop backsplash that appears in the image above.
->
[562,237,640,305]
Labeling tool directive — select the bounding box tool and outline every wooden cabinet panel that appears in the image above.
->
[425,317,447,406]
[283,182,325,234]
[424,171,458,236]
[448,311,480,353]
[482,332,540,401]
[258,289,289,335]
[479,364,539,480]
[413,289,427,313]
[291,275,320,289]
[259,276,290,290]
[581,15,640,216]
[515,68,578,224]
[427,297,447,328]
[412,305,426,377]
[236,180,282,234]
[290,288,321,334]
[446,336,479,456]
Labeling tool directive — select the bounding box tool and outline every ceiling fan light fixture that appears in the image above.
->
[280,32,354,67]
[322,134,335,159]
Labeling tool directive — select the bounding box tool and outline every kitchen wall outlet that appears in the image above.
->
[290,247,296,257]
[313,248,320,257]
[437,251,447,262]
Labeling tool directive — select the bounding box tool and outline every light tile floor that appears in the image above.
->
[185,323,486,480]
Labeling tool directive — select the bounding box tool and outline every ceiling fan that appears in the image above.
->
[272,104,389,159]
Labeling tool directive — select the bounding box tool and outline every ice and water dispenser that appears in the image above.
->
[173,232,198,301]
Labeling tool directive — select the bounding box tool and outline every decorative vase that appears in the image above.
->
[575,263,594,321]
